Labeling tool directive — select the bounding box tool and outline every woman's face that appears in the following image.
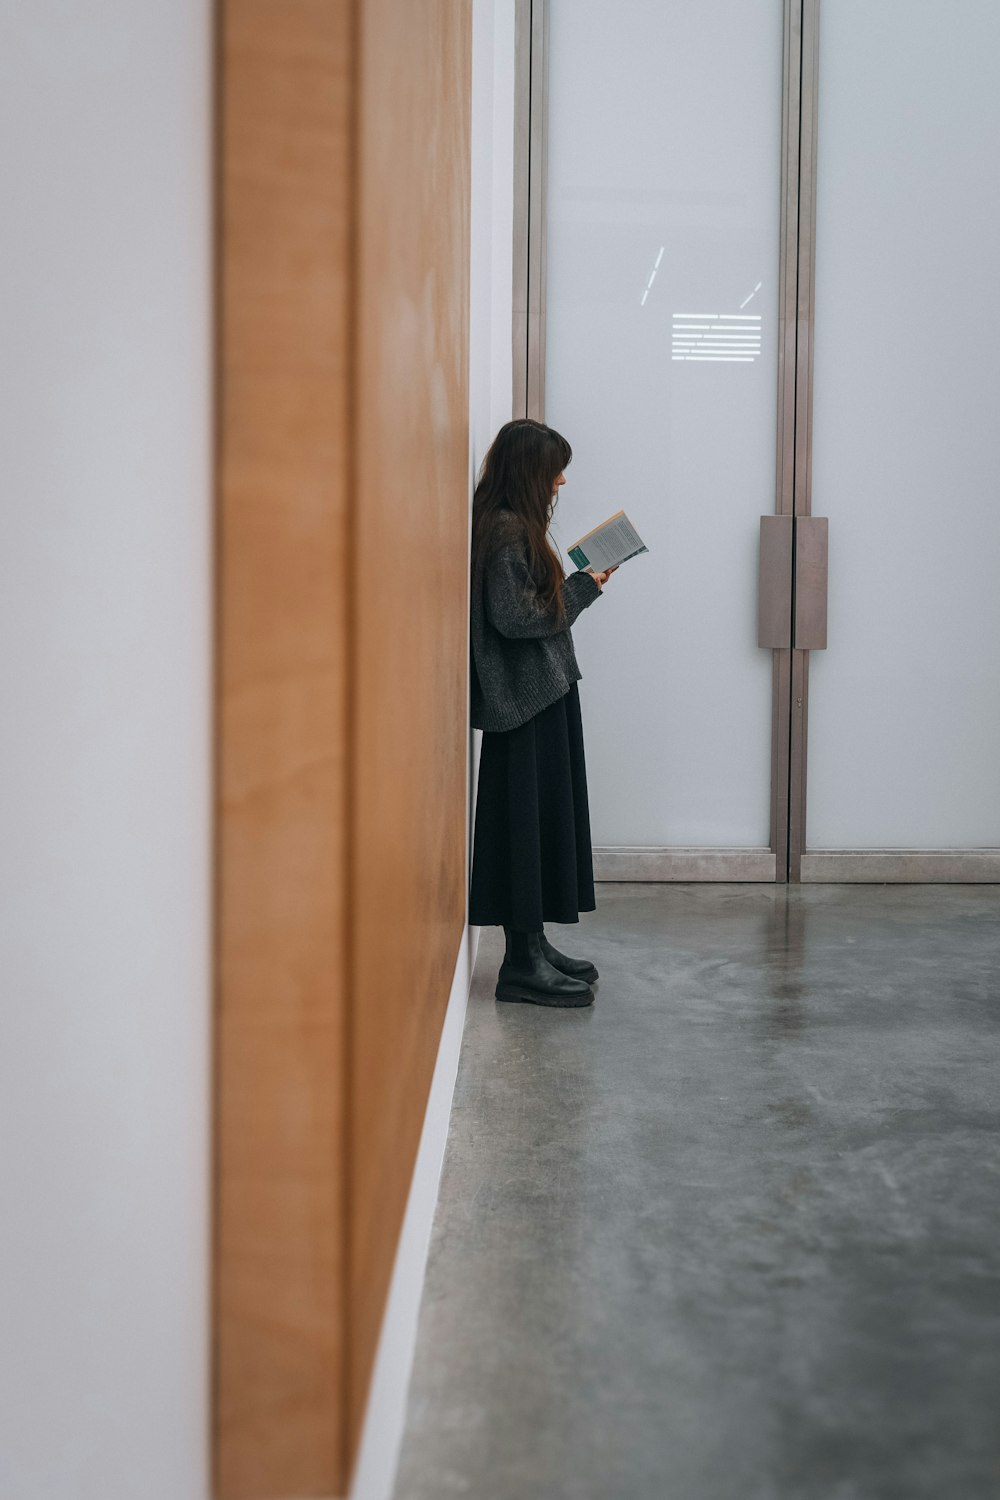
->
[552,470,566,498]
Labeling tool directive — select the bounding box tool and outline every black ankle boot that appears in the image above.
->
[497,928,593,1007]
[538,931,599,984]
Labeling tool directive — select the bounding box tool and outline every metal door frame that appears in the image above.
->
[514,0,1000,883]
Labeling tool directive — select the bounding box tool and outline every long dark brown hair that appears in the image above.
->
[471,418,573,624]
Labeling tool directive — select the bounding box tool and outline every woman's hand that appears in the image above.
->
[586,565,619,591]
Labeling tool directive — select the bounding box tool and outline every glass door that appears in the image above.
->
[519,0,797,879]
[798,0,1000,881]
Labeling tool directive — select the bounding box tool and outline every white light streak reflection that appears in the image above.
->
[672,307,763,363]
[641,245,666,306]
[675,313,762,321]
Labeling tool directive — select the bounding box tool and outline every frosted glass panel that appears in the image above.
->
[808,0,1000,849]
[545,0,783,848]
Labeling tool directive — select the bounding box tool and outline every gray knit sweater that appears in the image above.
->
[470,509,602,732]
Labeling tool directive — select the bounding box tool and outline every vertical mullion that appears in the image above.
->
[775,0,802,522]
[771,0,805,877]
[526,0,547,418]
[788,0,821,881]
[512,0,531,416]
[794,0,820,521]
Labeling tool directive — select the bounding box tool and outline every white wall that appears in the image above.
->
[470,0,517,463]
[347,5,515,1498]
[468,0,516,866]
[0,6,213,1499]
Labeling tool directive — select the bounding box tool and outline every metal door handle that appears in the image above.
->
[794,517,828,649]
[757,514,828,650]
[758,515,793,647]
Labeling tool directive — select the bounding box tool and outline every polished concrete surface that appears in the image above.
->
[393,884,1000,1500]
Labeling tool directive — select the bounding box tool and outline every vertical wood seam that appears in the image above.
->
[341,0,360,1484]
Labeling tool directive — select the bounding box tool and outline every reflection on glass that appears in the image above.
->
[640,245,666,306]
[671,312,762,362]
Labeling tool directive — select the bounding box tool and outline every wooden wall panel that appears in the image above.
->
[217,0,472,1491]
[216,1,354,1495]
[348,0,472,1455]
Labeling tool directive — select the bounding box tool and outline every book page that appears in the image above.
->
[568,510,648,572]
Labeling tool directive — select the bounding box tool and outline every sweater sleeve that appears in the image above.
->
[484,539,602,640]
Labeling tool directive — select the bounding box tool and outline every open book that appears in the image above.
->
[567,510,648,573]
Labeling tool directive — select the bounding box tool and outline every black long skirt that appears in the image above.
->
[469,681,596,930]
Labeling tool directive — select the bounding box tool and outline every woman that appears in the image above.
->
[469,418,615,1007]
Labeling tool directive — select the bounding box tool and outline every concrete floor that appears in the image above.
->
[393,884,1000,1500]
